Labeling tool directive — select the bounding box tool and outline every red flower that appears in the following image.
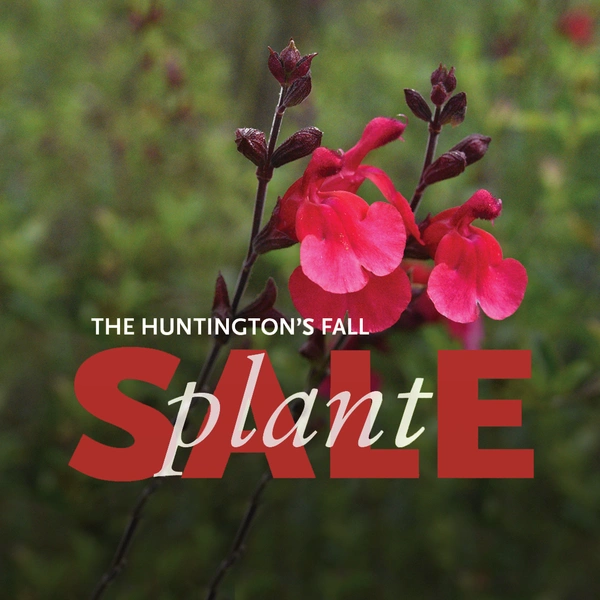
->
[421,189,527,324]
[275,118,420,333]
[400,261,485,349]
[558,9,595,47]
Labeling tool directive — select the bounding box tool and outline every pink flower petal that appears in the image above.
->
[297,192,405,294]
[427,231,479,323]
[345,267,412,332]
[289,266,349,324]
[327,192,406,276]
[289,266,412,333]
[471,228,527,320]
[477,258,527,320]
[297,200,369,294]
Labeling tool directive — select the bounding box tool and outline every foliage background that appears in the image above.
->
[1,0,599,598]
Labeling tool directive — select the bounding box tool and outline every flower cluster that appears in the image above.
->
[260,125,527,334]
[246,48,527,340]
[264,117,420,333]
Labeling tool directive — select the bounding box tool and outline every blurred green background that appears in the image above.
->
[1,0,599,598]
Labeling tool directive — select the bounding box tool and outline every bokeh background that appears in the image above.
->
[1,0,599,598]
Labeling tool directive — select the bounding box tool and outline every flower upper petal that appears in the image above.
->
[297,191,406,293]
[358,165,422,242]
[343,117,406,171]
[297,200,368,293]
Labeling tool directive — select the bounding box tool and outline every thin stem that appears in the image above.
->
[90,87,288,600]
[203,332,353,600]
[203,471,272,600]
[410,106,441,214]
[231,89,286,315]
[90,479,163,600]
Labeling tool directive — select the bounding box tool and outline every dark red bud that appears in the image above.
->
[293,53,317,79]
[271,127,322,168]
[282,75,312,107]
[268,48,286,85]
[235,128,267,167]
[237,278,278,320]
[279,40,302,73]
[445,67,457,93]
[431,64,457,91]
[422,150,467,186]
[449,134,491,165]
[430,63,447,86]
[299,330,326,362]
[430,83,449,107]
[253,211,297,254]
[212,273,232,321]
[268,40,317,88]
[439,92,467,126]
[404,89,432,122]
[253,198,298,254]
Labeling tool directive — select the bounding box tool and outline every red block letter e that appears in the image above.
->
[438,350,533,478]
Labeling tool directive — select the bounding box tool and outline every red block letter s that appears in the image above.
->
[69,348,179,481]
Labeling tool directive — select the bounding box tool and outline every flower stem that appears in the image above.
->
[410,106,441,214]
[202,333,352,600]
[90,87,288,600]
[230,89,286,315]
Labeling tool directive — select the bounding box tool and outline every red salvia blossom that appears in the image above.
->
[400,261,484,349]
[275,117,420,333]
[421,189,527,324]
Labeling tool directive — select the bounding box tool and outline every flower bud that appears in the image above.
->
[271,127,322,168]
[430,83,449,107]
[431,64,456,92]
[212,273,232,322]
[443,67,457,94]
[430,63,446,86]
[253,226,297,254]
[281,75,312,107]
[280,42,302,74]
[253,199,298,255]
[439,92,467,126]
[235,128,267,167]
[268,40,317,87]
[449,134,491,165]
[422,150,467,186]
[404,89,432,122]
[299,330,326,362]
[237,278,284,322]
